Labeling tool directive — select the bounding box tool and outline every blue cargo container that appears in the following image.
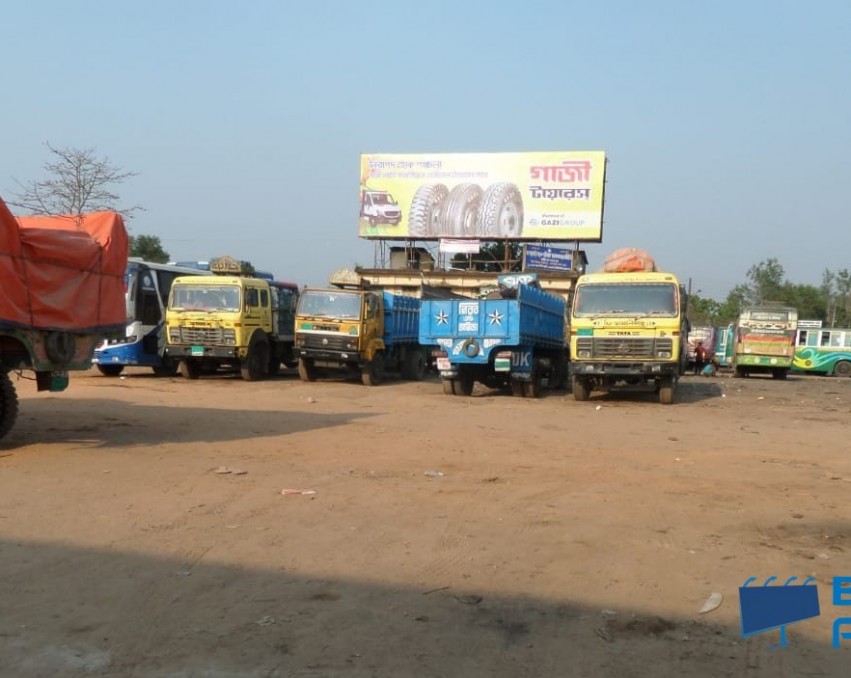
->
[420,277,567,397]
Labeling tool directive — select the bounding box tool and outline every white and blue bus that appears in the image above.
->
[93,259,207,376]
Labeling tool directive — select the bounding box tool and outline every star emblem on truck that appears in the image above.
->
[488,310,503,326]
[436,310,448,325]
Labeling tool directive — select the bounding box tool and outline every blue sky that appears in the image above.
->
[2,0,849,299]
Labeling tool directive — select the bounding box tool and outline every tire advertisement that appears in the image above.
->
[358,151,606,241]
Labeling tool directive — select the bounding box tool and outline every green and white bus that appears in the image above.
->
[793,320,851,378]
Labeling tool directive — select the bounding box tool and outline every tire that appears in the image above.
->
[268,347,282,377]
[408,184,449,238]
[549,354,567,390]
[152,356,178,377]
[241,333,270,381]
[511,380,525,398]
[834,361,851,378]
[659,378,675,405]
[442,379,456,396]
[179,358,201,379]
[97,364,124,377]
[441,183,483,237]
[572,377,591,401]
[298,357,316,382]
[476,182,523,237]
[455,370,474,396]
[771,369,787,380]
[0,371,19,441]
[361,352,385,386]
[403,351,426,381]
[733,365,744,378]
[524,367,543,398]
[45,331,76,364]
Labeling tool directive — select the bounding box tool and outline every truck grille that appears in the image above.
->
[177,327,224,344]
[578,337,672,359]
[302,334,350,351]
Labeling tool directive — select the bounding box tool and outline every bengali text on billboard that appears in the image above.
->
[358,151,606,241]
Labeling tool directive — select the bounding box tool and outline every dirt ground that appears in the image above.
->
[1,366,850,677]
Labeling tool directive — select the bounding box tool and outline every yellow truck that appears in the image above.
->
[164,257,298,381]
[569,269,688,404]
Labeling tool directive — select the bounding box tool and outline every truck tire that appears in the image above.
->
[771,368,787,380]
[267,347,282,377]
[408,183,449,238]
[152,356,179,377]
[361,352,385,386]
[658,378,675,405]
[524,364,543,398]
[241,333,270,381]
[476,182,523,237]
[442,379,456,395]
[45,331,76,364]
[179,358,201,379]
[97,364,124,377]
[298,357,317,382]
[403,350,426,381]
[0,371,19,441]
[455,370,474,396]
[572,377,591,401]
[511,380,525,398]
[442,183,483,237]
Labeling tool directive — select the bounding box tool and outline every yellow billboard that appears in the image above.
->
[358,151,606,241]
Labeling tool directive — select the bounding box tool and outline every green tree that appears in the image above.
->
[688,294,721,326]
[129,235,169,263]
[9,142,142,219]
[746,258,785,303]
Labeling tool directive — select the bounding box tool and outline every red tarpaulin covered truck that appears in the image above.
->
[0,194,129,440]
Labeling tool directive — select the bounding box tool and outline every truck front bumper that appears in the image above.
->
[166,345,240,360]
[570,362,680,377]
[298,348,362,366]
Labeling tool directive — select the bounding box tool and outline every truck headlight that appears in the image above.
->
[345,339,358,351]
[578,350,591,359]
[223,329,236,345]
[657,351,672,359]
[295,335,306,347]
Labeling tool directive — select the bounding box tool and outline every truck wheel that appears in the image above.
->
[658,378,676,405]
[403,351,426,381]
[524,367,543,398]
[455,371,474,396]
[477,182,523,237]
[179,358,201,379]
[408,183,449,238]
[267,347,282,377]
[298,358,317,382]
[241,333,270,381]
[442,183,483,236]
[572,377,591,401]
[152,356,179,377]
[362,352,385,386]
[834,360,851,378]
[97,364,124,377]
[0,371,19,441]
[442,379,456,395]
[511,380,525,398]
[771,369,788,380]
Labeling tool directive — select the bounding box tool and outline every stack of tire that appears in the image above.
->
[407,183,523,239]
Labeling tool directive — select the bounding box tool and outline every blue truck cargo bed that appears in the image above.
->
[382,291,420,345]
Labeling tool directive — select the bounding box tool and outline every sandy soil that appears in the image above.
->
[1,366,850,677]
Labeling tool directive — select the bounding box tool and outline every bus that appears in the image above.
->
[715,323,734,368]
[93,259,207,376]
[732,305,798,379]
[793,321,851,377]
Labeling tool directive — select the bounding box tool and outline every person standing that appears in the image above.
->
[693,341,707,376]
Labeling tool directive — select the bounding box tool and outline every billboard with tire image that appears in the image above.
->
[359,152,606,241]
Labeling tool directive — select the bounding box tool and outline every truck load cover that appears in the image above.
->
[0,199,129,333]
[420,284,565,358]
[382,291,420,345]
[600,247,657,273]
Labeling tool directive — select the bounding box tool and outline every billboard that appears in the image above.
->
[358,151,606,241]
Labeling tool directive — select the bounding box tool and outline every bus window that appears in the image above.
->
[797,330,808,346]
[821,331,831,347]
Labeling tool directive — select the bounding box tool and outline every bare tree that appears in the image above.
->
[9,142,142,218]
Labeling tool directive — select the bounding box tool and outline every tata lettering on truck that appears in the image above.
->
[0,197,128,440]
[164,256,298,380]
[295,269,426,386]
[419,273,567,398]
[569,248,688,404]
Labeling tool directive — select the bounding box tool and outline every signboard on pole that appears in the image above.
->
[359,151,606,242]
[523,244,573,272]
[439,239,481,254]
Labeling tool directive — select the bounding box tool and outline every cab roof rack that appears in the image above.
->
[210,256,256,277]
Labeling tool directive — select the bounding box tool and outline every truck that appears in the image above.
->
[568,249,688,404]
[419,273,567,397]
[164,256,299,381]
[731,305,798,379]
[359,189,402,226]
[0,197,128,440]
[295,270,426,386]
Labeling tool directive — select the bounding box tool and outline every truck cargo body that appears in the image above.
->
[420,283,566,397]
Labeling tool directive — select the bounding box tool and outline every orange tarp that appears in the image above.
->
[600,247,657,273]
[0,195,129,333]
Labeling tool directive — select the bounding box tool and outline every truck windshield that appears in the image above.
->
[170,285,241,312]
[371,193,396,205]
[574,283,677,317]
[298,291,362,319]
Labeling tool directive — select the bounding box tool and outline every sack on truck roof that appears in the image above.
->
[600,247,657,273]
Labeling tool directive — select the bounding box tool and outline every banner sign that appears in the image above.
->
[359,151,606,241]
[524,244,573,271]
[439,239,481,254]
